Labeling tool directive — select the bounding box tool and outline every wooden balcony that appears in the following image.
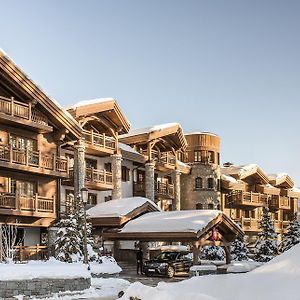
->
[141,149,176,171]
[227,191,267,207]
[14,245,48,261]
[269,196,291,210]
[0,192,55,218]
[65,167,113,191]
[0,96,52,133]
[237,217,260,232]
[274,220,290,234]
[133,181,175,199]
[83,129,116,156]
[156,182,175,199]
[0,144,69,178]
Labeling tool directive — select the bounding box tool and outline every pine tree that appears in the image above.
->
[202,245,225,261]
[255,207,278,262]
[280,214,300,253]
[231,236,250,261]
[55,213,83,263]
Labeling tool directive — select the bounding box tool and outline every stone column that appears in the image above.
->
[74,141,85,198]
[145,161,155,201]
[112,154,122,200]
[172,169,181,210]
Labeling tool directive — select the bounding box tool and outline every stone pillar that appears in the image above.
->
[145,161,155,201]
[172,169,181,211]
[74,141,85,198]
[112,154,122,200]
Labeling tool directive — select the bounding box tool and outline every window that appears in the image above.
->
[10,179,35,197]
[104,195,112,202]
[65,189,75,213]
[86,158,97,169]
[195,177,203,189]
[207,178,214,189]
[105,162,112,172]
[194,151,201,162]
[122,166,130,182]
[10,135,37,151]
[208,151,215,163]
[88,193,97,205]
[208,203,214,209]
[196,203,203,210]
[217,153,220,165]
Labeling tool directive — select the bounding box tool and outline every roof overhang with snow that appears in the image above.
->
[268,173,294,189]
[103,210,243,243]
[67,98,130,134]
[87,197,160,227]
[221,174,246,191]
[119,123,187,151]
[0,49,82,140]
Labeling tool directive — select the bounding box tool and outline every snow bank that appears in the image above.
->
[90,256,122,275]
[0,258,90,281]
[226,261,261,273]
[120,244,300,300]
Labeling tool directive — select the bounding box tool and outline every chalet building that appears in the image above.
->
[221,165,300,243]
[60,98,145,212]
[0,49,82,255]
[119,123,190,211]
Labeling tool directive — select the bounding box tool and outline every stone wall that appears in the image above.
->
[0,277,91,298]
[181,163,221,210]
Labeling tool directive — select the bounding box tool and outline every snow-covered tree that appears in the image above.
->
[255,207,278,262]
[55,213,83,263]
[202,245,225,261]
[280,214,300,253]
[231,236,250,261]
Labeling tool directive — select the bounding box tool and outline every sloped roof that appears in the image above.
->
[87,197,160,227]
[268,173,294,188]
[0,49,82,140]
[119,123,187,151]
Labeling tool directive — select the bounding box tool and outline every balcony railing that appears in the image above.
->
[83,130,116,151]
[0,96,49,126]
[156,182,175,198]
[227,191,267,207]
[270,196,290,210]
[141,149,176,166]
[237,217,260,231]
[0,192,54,213]
[0,144,68,174]
[274,220,290,233]
[14,245,48,261]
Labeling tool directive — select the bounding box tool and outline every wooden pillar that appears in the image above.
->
[111,153,122,199]
[74,140,85,198]
[172,169,181,210]
[223,243,231,264]
[192,242,199,265]
[145,161,155,201]
[0,224,2,262]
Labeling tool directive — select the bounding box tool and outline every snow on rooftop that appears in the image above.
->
[119,143,141,155]
[121,123,180,138]
[291,187,300,193]
[68,98,115,110]
[221,174,238,183]
[238,164,258,176]
[87,197,160,218]
[120,210,221,233]
[185,131,219,137]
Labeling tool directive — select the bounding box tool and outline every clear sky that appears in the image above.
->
[1,0,299,184]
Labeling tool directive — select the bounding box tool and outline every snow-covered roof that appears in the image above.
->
[185,131,219,137]
[119,143,140,155]
[221,174,238,183]
[120,210,221,233]
[268,173,294,188]
[87,197,160,218]
[68,98,115,110]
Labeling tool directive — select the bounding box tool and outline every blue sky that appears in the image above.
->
[1,0,300,184]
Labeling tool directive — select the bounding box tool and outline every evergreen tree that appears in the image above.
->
[55,213,83,263]
[202,245,225,261]
[255,207,278,262]
[280,214,300,253]
[231,236,250,261]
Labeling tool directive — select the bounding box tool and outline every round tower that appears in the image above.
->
[180,132,221,210]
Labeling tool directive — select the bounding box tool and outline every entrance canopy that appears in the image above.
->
[103,210,243,243]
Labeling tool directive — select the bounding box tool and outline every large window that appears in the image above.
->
[88,193,97,205]
[10,179,35,197]
[122,166,130,182]
[207,178,214,189]
[86,158,97,169]
[10,135,37,151]
[194,151,201,162]
[195,177,203,189]
[208,151,215,163]
[196,203,203,210]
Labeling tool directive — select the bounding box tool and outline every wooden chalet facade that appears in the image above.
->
[0,49,81,257]
[221,164,300,242]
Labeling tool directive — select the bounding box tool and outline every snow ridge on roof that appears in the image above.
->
[120,210,221,233]
[87,197,160,218]
[68,98,115,110]
[221,174,238,183]
[121,123,180,137]
[185,131,219,137]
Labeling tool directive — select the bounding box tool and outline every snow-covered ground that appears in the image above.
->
[120,244,300,300]
[90,256,122,275]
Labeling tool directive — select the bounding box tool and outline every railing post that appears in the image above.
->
[91,129,94,145]
[35,193,38,212]
[104,169,106,184]
[25,148,29,166]
[103,133,106,148]
[39,150,42,168]
[11,97,14,116]
[9,144,13,163]
[53,153,56,171]
[28,102,32,121]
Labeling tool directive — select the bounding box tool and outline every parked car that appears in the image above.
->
[143,251,193,278]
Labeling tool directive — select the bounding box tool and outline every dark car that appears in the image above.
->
[143,251,193,278]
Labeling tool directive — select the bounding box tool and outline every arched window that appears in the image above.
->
[195,177,203,189]
[196,203,203,210]
[207,178,214,189]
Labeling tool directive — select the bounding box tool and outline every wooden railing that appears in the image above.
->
[269,195,290,210]
[83,129,116,150]
[0,96,49,126]
[0,144,68,173]
[227,191,267,207]
[14,245,48,261]
[238,217,260,231]
[141,149,176,166]
[156,182,175,198]
[0,192,54,213]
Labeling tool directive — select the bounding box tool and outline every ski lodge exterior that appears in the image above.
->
[0,49,299,260]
